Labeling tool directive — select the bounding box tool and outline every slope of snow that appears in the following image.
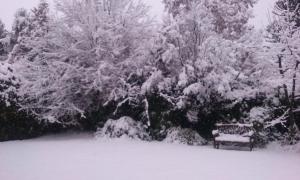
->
[0,133,300,180]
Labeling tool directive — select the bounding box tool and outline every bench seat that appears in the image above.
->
[215,134,250,143]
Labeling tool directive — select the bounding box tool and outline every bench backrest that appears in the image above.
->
[216,123,253,135]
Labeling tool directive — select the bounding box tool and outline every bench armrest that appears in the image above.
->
[212,130,219,137]
[242,130,254,137]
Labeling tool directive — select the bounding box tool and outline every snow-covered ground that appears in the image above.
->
[1,133,300,180]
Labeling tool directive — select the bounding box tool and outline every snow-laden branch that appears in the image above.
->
[265,110,289,128]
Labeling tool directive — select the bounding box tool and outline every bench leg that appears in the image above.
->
[215,141,219,149]
[250,143,253,151]
[213,141,219,149]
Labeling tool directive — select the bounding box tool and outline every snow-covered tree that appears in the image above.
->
[153,0,260,112]
[209,0,257,40]
[9,8,30,48]
[0,19,19,105]
[14,0,154,124]
[134,0,262,138]
[264,0,300,139]
[31,0,50,37]
[0,19,8,59]
[275,0,300,27]
[163,0,257,40]
[0,20,6,40]
[8,1,50,63]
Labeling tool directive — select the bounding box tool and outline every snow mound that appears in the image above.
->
[164,127,207,146]
[95,116,150,141]
[267,142,300,153]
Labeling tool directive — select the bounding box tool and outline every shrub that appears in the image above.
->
[164,127,207,146]
[95,116,150,141]
[0,102,43,141]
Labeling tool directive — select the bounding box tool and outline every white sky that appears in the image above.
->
[249,0,277,28]
[0,0,276,30]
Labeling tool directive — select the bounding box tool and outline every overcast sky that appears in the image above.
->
[0,0,276,30]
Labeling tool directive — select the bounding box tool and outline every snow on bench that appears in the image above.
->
[212,123,255,151]
[215,134,250,143]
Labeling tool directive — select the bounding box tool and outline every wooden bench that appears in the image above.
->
[212,123,255,151]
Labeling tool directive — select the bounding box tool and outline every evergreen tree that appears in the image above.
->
[0,20,5,39]
[30,0,49,37]
[0,19,7,58]
[8,1,50,63]
[10,8,30,47]
[8,9,31,62]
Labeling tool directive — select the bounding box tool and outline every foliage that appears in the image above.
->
[0,0,299,146]
[264,0,300,143]
[95,116,150,140]
[164,126,207,146]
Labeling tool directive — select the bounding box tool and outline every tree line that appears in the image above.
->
[0,0,299,144]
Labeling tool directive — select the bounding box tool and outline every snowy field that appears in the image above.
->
[1,134,300,180]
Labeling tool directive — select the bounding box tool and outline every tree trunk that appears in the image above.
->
[277,55,299,133]
[290,61,300,132]
[278,55,290,105]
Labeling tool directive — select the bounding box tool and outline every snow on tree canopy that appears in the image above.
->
[12,0,154,123]
[141,70,163,94]
[249,107,270,123]
[183,83,203,96]
[0,62,19,106]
